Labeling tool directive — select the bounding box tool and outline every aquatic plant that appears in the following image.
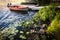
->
[0,24,19,40]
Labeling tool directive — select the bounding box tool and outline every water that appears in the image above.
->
[0,7,36,30]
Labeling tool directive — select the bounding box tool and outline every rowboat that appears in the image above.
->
[8,5,29,12]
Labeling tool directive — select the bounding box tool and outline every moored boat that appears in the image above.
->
[7,4,29,12]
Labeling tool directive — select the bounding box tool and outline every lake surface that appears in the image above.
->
[0,7,36,30]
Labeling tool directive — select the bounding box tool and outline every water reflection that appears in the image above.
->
[0,7,36,29]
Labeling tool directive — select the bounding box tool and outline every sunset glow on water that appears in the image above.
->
[0,0,29,7]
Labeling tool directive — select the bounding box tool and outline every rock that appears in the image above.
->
[41,24,46,29]
[30,29,36,33]
[40,29,45,34]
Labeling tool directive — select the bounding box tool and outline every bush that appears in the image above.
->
[47,13,60,40]
[33,6,56,24]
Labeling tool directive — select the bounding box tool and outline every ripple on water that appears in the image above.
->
[0,8,36,29]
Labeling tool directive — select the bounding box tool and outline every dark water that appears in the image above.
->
[0,7,36,30]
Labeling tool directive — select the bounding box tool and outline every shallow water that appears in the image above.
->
[0,7,36,29]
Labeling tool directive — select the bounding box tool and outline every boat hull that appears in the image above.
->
[8,5,29,13]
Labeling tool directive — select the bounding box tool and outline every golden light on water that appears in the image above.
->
[0,0,29,5]
[10,0,27,4]
[0,0,6,8]
[0,0,29,8]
